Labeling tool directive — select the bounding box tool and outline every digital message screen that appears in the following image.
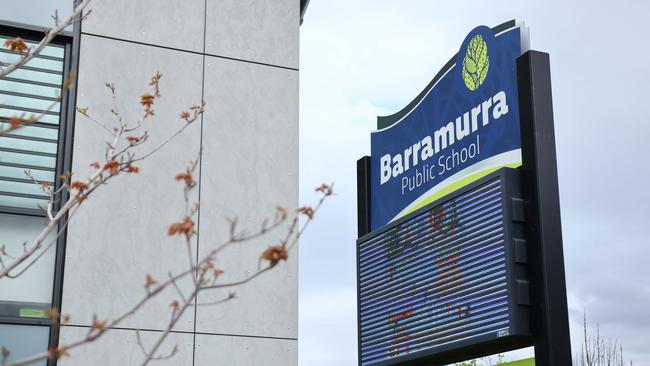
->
[357,169,529,366]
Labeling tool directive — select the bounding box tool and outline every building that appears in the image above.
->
[0,0,309,364]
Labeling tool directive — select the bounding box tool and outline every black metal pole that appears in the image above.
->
[357,156,371,238]
[517,50,572,366]
[357,156,371,366]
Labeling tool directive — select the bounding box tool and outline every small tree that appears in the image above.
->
[453,354,504,366]
[0,2,328,365]
[453,311,637,366]
[576,312,633,366]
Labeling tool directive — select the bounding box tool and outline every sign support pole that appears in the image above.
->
[517,50,573,366]
[357,156,371,237]
[356,155,371,366]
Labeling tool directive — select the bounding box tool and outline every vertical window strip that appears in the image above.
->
[0,36,64,211]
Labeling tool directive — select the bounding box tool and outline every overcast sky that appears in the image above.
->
[298,1,650,365]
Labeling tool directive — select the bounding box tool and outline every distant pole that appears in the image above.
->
[517,50,573,366]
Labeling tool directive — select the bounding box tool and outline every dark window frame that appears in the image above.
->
[0,11,80,366]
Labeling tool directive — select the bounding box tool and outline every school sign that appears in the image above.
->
[356,20,572,366]
[370,23,526,230]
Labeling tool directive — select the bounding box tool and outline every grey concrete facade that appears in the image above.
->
[60,1,299,365]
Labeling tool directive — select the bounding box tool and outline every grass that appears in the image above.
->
[499,358,535,366]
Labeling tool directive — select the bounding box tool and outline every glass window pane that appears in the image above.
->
[0,122,59,140]
[0,324,49,366]
[17,42,65,60]
[0,165,54,182]
[0,80,61,99]
[0,0,73,29]
[0,29,66,208]
[0,38,65,60]
[0,51,64,71]
[0,213,56,318]
[0,149,57,168]
[0,135,59,155]
[0,41,65,62]
[0,108,60,124]
[1,67,63,86]
[0,180,50,197]
[0,94,61,113]
[0,195,47,210]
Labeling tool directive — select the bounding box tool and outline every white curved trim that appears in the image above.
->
[388,149,522,223]
[371,64,456,134]
[371,23,524,135]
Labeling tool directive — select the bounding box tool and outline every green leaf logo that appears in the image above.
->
[462,34,489,91]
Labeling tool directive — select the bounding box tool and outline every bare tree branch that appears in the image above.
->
[0,0,93,79]
[3,179,333,366]
[0,97,62,137]
[576,311,633,366]
[0,20,334,362]
[0,1,92,137]
[0,76,202,279]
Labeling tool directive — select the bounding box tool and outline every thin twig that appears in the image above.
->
[0,0,93,79]
[5,184,333,366]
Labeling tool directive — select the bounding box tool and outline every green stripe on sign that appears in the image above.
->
[20,308,45,318]
[500,357,535,366]
[400,162,522,218]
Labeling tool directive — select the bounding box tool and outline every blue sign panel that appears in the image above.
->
[370,23,526,230]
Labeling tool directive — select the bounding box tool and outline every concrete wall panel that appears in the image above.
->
[83,0,205,53]
[195,56,298,338]
[205,0,299,68]
[59,2,300,363]
[194,334,297,366]
[61,35,203,332]
[59,326,193,365]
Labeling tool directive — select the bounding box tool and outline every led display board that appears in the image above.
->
[357,168,530,366]
[369,21,529,230]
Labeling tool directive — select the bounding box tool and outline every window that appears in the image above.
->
[0,324,49,366]
[0,36,65,210]
[0,214,56,317]
[0,7,78,364]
